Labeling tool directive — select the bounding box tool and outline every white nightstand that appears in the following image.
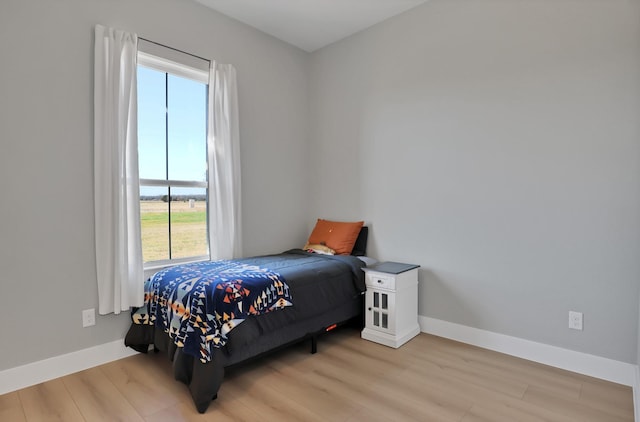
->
[361,262,420,348]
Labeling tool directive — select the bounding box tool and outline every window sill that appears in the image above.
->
[143,255,210,278]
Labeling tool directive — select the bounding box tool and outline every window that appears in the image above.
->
[137,50,209,266]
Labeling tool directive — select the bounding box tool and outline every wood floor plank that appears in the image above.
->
[143,393,263,422]
[371,366,473,421]
[460,403,573,422]
[266,347,399,418]
[578,377,634,420]
[0,391,27,422]
[18,379,84,422]
[62,367,144,422]
[390,348,581,422]
[221,362,330,422]
[416,334,584,400]
[259,361,361,421]
[0,327,634,422]
[411,344,530,398]
[101,353,186,417]
[523,385,631,422]
[346,404,456,422]
[267,335,471,421]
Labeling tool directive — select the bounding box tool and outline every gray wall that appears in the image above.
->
[0,0,310,371]
[1,0,639,373]
[309,0,640,363]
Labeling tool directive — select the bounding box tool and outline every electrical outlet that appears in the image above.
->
[568,311,583,330]
[82,308,96,327]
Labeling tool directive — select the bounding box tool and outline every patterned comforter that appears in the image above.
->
[131,260,293,363]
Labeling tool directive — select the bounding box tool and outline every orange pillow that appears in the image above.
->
[306,219,364,255]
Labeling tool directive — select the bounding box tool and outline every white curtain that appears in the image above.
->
[207,62,243,260]
[94,25,144,315]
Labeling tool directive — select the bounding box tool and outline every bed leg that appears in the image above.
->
[190,360,224,414]
[311,335,317,354]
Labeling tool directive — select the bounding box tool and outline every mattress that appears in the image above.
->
[124,249,366,412]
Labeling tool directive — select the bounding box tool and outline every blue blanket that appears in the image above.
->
[131,260,293,362]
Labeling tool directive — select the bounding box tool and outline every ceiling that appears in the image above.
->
[194,0,428,52]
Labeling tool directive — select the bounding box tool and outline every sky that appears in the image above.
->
[137,65,207,197]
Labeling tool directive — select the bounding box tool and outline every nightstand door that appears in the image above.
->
[365,288,396,334]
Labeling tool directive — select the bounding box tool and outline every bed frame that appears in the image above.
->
[140,295,363,413]
[125,241,368,413]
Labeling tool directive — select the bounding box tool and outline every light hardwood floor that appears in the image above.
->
[1,327,634,421]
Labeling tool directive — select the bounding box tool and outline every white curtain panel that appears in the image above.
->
[94,25,144,315]
[207,62,243,260]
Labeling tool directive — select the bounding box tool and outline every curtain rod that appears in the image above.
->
[138,37,211,63]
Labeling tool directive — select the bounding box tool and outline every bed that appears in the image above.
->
[124,222,369,413]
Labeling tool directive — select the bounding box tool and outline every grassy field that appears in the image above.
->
[140,200,207,262]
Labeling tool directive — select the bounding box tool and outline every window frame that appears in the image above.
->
[137,51,210,269]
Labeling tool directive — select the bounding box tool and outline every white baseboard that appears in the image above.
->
[419,316,637,387]
[2,320,638,420]
[0,339,138,395]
